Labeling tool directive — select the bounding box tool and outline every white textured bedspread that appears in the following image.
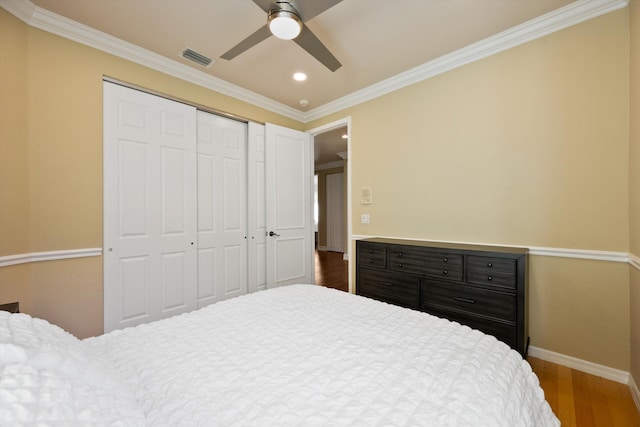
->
[84,285,559,426]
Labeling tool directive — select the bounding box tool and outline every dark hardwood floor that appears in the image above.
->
[314,249,348,292]
[314,249,640,424]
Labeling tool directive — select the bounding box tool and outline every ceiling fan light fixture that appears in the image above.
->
[268,9,302,40]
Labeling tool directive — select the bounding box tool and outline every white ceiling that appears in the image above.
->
[314,127,348,166]
[10,0,626,167]
[28,0,578,114]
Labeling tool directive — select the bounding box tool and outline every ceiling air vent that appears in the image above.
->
[181,48,213,68]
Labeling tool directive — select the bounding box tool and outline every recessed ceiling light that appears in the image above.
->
[293,72,307,81]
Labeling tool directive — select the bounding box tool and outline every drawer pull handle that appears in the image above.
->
[397,263,403,268]
[368,258,374,263]
[487,262,493,267]
[454,297,476,304]
[379,282,394,287]
[443,257,448,262]
[487,275,493,281]
[442,270,448,275]
[398,252,403,257]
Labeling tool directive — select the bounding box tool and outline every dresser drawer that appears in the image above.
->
[358,269,420,310]
[466,256,517,290]
[467,256,516,275]
[357,241,387,269]
[424,305,517,348]
[421,280,516,322]
[389,246,463,281]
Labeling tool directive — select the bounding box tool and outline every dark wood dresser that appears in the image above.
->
[356,238,529,357]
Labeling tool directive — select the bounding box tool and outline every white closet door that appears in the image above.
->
[103,82,197,333]
[326,172,344,252]
[247,122,267,293]
[196,111,247,307]
[265,124,314,288]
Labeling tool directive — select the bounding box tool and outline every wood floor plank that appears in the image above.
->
[600,377,640,427]
[543,360,559,414]
[556,363,577,427]
[586,374,613,426]
[314,249,348,292]
[572,370,596,427]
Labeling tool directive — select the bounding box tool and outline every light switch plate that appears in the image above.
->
[361,214,370,224]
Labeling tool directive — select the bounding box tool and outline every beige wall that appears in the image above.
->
[0,9,303,337]
[308,9,631,370]
[629,0,640,384]
[0,9,31,311]
[1,5,637,373]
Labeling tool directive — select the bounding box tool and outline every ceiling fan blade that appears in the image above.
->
[291,0,343,22]
[294,25,341,72]
[220,24,272,60]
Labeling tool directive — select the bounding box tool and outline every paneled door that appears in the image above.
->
[103,82,197,333]
[265,124,314,288]
[247,122,267,293]
[196,111,247,307]
[326,172,344,253]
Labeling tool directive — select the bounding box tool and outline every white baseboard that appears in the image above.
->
[630,374,640,413]
[528,346,630,384]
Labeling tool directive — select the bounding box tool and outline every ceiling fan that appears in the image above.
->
[220,0,343,72]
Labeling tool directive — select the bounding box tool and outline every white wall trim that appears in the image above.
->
[0,0,627,123]
[303,0,628,121]
[527,245,629,263]
[630,374,640,413]
[0,248,102,268]
[352,234,630,264]
[629,374,640,411]
[0,0,305,123]
[3,238,627,269]
[528,346,630,384]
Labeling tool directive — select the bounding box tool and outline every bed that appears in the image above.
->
[0,284,559,426]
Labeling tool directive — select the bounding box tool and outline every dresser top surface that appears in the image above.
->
[358,238,528,255]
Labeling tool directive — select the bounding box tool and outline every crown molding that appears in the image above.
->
[0,0,628,123]
[0,0,306,122]
[303,0,628,121]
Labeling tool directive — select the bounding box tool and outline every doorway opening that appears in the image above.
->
[308,118,351,293]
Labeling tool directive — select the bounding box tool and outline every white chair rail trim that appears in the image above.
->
[0,248,102,268]
[2,240,637,270]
